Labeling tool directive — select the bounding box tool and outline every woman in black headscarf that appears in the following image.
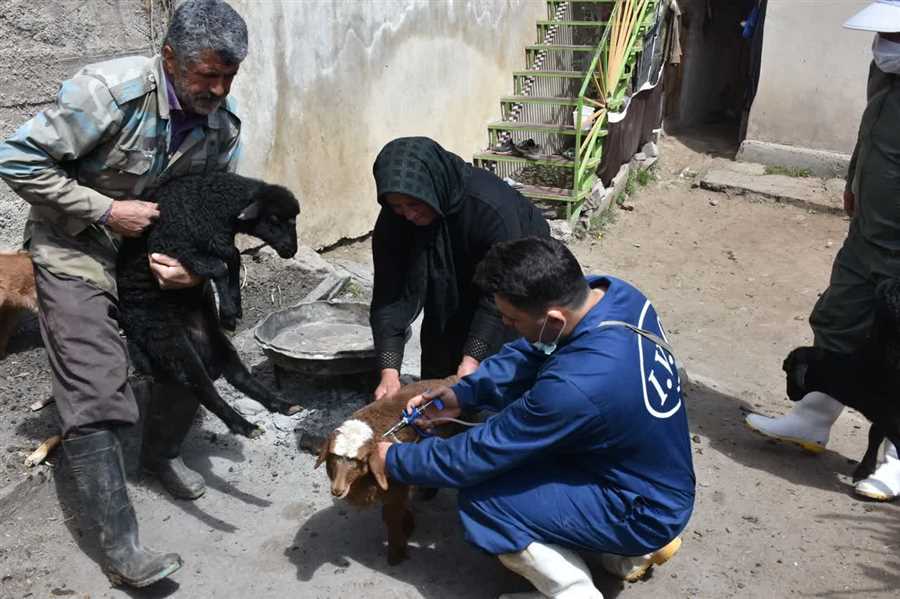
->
[370,137,550,400]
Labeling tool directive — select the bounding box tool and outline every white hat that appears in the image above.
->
[845,1,900,32]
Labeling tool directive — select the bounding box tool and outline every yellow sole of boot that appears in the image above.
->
[624,536,682,583]
[853,487,895,502]
[744,420,826,454]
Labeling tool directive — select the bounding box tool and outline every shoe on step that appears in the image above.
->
[514,138,542,159]
[744,391,843,453]
[490,139,517,155]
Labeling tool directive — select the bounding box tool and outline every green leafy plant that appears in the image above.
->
[764,165,812,178]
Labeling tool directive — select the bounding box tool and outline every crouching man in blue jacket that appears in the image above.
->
[369,237,695,598]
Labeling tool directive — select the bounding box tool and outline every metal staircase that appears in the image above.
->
[474,0,660,222]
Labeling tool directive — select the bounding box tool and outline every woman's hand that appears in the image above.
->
[148,253,204,289]
[374,368,402,401]
[405,386,461,432]
[456,355,480,378]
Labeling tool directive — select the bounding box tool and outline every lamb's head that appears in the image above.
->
[782,346,825,402]
[315,419,387,497]
[236,183,300,258]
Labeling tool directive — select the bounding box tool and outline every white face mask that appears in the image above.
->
[532,315,566,355]
[873,34,900,75]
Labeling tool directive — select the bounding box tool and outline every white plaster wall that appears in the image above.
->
[229,0,546,249]
[744,0,872,155]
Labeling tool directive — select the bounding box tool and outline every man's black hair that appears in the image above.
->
[475,236,589,313]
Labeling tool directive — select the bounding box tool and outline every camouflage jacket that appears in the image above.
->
[0,54,241,295]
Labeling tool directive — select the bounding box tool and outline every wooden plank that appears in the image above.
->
[518,185,589,204]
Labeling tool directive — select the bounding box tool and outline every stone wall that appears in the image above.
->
[0,0,159,249]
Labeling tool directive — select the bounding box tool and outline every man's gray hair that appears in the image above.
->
[163,0,248,66]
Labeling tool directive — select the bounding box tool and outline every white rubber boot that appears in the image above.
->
[599,537,682,582]
[745,391,844,453]
[855,441,900,501]
[497,542,603,599]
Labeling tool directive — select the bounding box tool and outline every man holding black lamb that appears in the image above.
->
[0,0,248,587]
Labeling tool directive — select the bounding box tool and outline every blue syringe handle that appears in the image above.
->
[433,399,445,411]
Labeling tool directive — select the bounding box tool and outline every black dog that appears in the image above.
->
[783,279,900,482]
[117,172,301,438]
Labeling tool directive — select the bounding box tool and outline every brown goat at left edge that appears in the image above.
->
[0,251,37,358]
[316,376,461,565]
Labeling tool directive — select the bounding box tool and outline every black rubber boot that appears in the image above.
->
[64,430,182,587]
[142,383,206,500]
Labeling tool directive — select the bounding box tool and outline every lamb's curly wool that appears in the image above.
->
[783,278,900,482]
[117,172,300,438]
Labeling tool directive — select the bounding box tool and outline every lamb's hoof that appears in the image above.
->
[387,548,408,566]
[278,402,302,415]
[220,317,237,331]
[230,421,264,438]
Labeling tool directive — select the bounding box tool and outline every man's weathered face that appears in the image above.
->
[164,47,240,115]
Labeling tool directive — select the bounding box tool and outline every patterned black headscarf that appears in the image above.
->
[373,137,471,330]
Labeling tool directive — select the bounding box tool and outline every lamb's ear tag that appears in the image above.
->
[369,453,390,492]
[237,201,261,221]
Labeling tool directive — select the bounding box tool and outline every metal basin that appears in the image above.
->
[254,301,377,376]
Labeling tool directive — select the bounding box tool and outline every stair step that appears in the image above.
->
[513,70,586,79]
[487,121,607,137]
[518,185,588,204]
[537,20,608,27]
[488,121,575,135]
[525,44,596,52]
[474,151,576,168]
[501,95,581,106]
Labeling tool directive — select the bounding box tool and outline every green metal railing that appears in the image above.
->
[572,0,658,207]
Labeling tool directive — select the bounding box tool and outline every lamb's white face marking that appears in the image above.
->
[332,419,374,458]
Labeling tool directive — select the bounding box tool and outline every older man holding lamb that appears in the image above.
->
[0,0,248,587]
[370,237,695,599]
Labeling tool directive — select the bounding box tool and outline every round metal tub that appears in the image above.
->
[254,301,377,377]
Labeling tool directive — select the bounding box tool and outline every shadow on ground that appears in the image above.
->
[685,380,858,495]
[285,489,626,599]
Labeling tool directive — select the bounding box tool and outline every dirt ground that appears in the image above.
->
[1,133,898,599]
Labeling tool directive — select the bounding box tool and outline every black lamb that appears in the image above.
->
[783,278,900,482]
[117,172,301,438]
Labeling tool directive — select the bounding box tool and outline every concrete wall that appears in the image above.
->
[229,0,545,249]
[740,0,872,174]
[0,0,158,250]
